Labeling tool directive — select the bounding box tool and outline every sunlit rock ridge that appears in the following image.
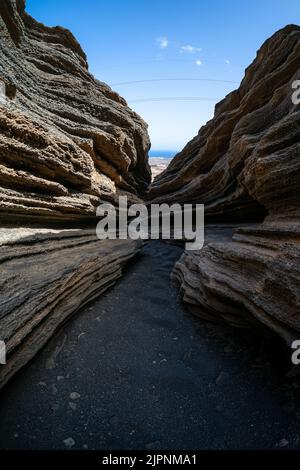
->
[0,0,151,224]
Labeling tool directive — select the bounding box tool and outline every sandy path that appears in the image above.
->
[0,241,299,450]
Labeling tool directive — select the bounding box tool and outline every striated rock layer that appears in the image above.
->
[0,0,151,225]
[150,25,300,343]
[0,0,150,386]
[0,229,142,389]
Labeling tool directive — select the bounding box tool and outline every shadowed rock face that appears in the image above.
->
[0,229,143,389]
[0,0,151,225]
[150,25,300,343]
[0,0,149,387]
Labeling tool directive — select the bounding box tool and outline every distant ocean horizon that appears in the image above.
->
[148,151,177,178]
[149,150,178,159]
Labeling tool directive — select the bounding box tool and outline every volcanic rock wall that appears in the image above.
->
[150,25,300,343]
[0,0,150,387]
[0,0,151,224]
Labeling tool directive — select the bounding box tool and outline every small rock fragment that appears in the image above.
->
[70,392,81,400]
[69,402,77,411]
[216,371,229,385]
[63,437,75,449]
[145,441,161,450]
[279,438,289,448]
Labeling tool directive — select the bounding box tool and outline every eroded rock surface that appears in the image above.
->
[0,0,151,225]
[150,25,300,342]
[0,0,150,386]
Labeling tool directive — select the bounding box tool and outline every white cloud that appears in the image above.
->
[195,60,202,66]
[225,60,230,65]
[180,45,202,54]
[156,37,169,49]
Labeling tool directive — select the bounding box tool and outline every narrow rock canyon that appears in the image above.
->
[0,0,300,452]
[150,25,300,344]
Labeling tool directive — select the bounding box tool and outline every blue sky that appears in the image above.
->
[26,0,299,152]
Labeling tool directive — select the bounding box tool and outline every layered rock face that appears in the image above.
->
[150,25,300,343]
[0,229,142,389]
[0,0,150,387]
[0,0,151,225]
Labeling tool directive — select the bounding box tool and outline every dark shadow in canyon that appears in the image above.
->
[0,240,299,450]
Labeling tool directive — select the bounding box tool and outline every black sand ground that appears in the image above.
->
[0,241,300,450]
